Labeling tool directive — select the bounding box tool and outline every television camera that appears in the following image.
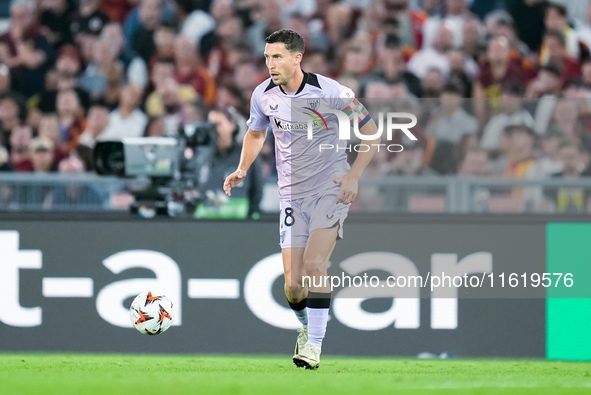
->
[94,121,218,217]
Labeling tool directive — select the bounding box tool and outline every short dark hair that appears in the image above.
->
[544,29,566,47]
[540,62,562,79]
[441,81,464,96]
[265,29,305,54]
[546,3,567,18]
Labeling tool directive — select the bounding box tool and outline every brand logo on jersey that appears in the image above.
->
[273,116,319,131]
[269,99,279,112]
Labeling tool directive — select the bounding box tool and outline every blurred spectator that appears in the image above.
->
[175,0,215,45]
[457,147,491,176]
[0,63,11,96]
[39,0,74,47]
[38,114,68,165]
[201,15,248,81]
[301,49,331,78]
[215,83,246,115]
[150,21,177,68]
[448,47,478,81]
[555,141,588,178]
[481,82,535,151]
[428,82,478,144]
[0,0,56,98]
[372,34,422,97]
[33,45,91,114]
[79,104,109,148]
[505,0,548,52]
[155,77,186,135]
[427,82,478,174]
[363,78,391,99]
[543,141,591,213]
[553,0,589,26]
[100,0,135,23]
[70,0,109,41]
[248,0,283,55]
[323,2,356,59]
[181,99,208,124]
[29,136,55,173]
[98,84,148,140]
[550,99,583,140]
[44,153,106,209]
[174,35,216,105]
[540,3,579,65]
[539,30,582,87]
[0,94,23,146]
[421,68,443,98]
[490,14,532,66]
[382,0,428,50]
[143,116,166,137]
[575,1,591,50]
[503,124,537,179]
[79,38,123,100]
[100,22,148,89]
[0,144,11,171]
[422,0,470,50]
[407,22,453,79]
[146,58,197,117]
[130,0,163,64]
[232,60,261,102]
[462,16,484,62]
[124,0,174,44]
[530,64,564,135]
[9,124,33,171]
[390,140,434,175]
[199,107,263,217]
[528,62,563,98]
[532,123,566,177]
[473,36,525,121]
[56,88,86,151]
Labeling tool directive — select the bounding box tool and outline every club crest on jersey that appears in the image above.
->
[307,98,320,110]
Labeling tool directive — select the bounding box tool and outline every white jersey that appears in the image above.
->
[247,72,370,200]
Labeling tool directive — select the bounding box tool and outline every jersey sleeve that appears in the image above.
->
[331,82,372,129]
[246,85,269,131]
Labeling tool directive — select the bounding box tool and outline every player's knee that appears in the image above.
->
[285,276,303,292]
[303,254,327,276]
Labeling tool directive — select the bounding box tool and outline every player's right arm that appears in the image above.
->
[224,81,269,196]
[223,127,267,196]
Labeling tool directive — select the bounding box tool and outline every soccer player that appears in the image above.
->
[223,29,379,369]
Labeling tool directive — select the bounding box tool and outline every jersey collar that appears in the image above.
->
[264,71,320,95]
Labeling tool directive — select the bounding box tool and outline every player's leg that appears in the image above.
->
[282,247,309,356]
[282,247,307,322]
[293,226,338,369]
[280,200,310,356]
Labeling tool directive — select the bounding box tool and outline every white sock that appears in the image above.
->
[307,307,329,348]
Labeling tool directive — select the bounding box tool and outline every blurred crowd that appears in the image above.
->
[0,0,591,191]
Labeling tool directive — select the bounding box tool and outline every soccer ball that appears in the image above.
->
[129,291,175,335]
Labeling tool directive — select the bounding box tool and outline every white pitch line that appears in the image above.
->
[187,278,240,299]
[42,277,94,298]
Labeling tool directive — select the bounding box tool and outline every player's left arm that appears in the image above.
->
[334,114,379,205]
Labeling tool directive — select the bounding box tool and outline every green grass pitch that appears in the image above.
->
[2,354,591,395]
